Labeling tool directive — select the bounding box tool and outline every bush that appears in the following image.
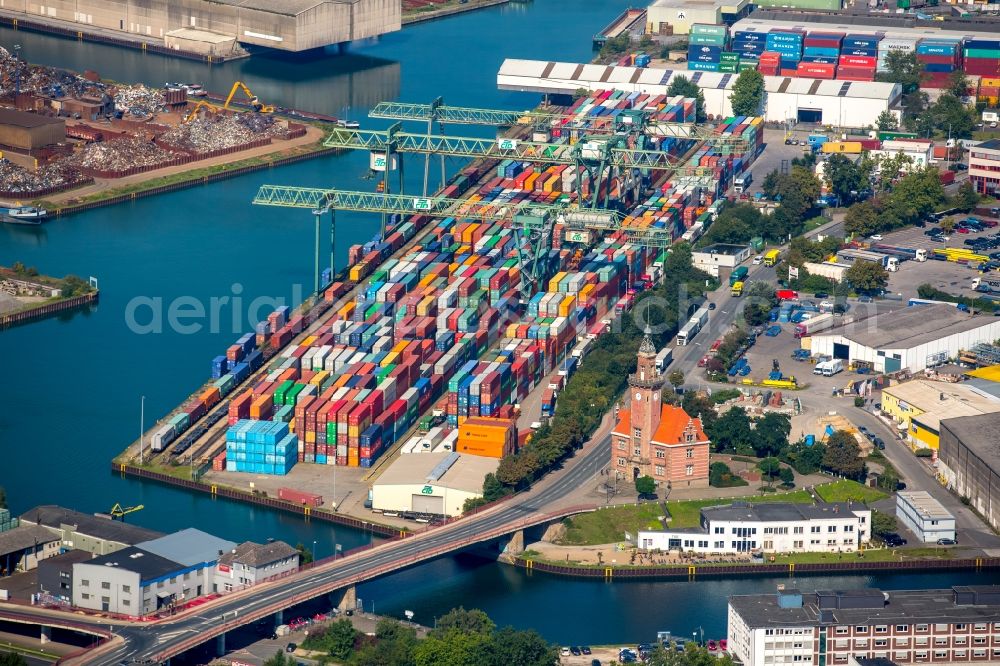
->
[710,462,749,488]
[915,448,934,458]
[854,397,866,408]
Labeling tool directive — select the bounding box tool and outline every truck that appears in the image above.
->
[764,249,781,267]
[973,276,1000,294]
[803,261,850,283]
[614,292,635,315]
[734,173,752,194]
[813,359,844,376]
[677,306,710,346]
[871,244,928,262]
[655,347,674,372]
[836,249,899,272]
[731,280,745,297]
[729,266,749,286]
[775,289,799,301]
[907,297,970,312]
[571,337,595,361]
[795,313,836,338]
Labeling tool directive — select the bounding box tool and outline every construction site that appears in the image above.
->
[0,46,326,205]
[111,89,766,525]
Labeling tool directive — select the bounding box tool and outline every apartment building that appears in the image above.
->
[728,586,1000,666]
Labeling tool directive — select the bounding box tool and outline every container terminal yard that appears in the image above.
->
[115,92,765,525]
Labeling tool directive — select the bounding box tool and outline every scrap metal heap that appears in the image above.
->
[0,159,86,194]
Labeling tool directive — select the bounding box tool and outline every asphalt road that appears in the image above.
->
[87,430,612,665]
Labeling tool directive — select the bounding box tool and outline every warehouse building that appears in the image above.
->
[37,550,94,603]
[970,139,1000,197]
[72,528,236,615]
[21,505,164,556]
[497,59,901,128]
[214,541,299,593]
[646,0,751,37]
[692,243,751,278]
[880,379,1000,450]
[0,0,399,54]
[372,451,499,517]
[808,304,1000,375]
[727,586,1000,666]
[636,501,870,553]
[0,109,65,151]
[938,412,1000,532]
[896,491,955,543]
[0,525,61,577]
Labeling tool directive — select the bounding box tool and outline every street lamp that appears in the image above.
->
[13,45,21,98]
[139,395,145,465]
[312,540,317,561]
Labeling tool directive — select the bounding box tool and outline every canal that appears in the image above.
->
[1,0,998,646]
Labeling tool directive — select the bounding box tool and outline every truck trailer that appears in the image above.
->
[836,249,899,272]
[793,312,836,338]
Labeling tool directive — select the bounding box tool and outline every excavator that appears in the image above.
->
[183,81,274,123]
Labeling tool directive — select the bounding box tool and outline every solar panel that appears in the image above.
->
[837,82,852,97]
[427,452,460,482]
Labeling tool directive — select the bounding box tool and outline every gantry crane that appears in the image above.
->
[250,187,671,299]
[108,503,144,521]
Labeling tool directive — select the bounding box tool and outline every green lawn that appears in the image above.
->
[814,479,887,504]
[560,504,665,545]
[769,547,954,564]
[560,480,886,545]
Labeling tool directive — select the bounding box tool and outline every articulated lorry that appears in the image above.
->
[870,244,928,262]
[793,312,836,338]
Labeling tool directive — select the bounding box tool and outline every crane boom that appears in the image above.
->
[322,128,709,172]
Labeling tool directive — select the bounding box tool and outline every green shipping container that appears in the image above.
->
[964,49,1000,59]
[720,52,739,62]
[738,63,758,72]
[690,34,727,46]
[691,23,727,36]
[720,63,738,73]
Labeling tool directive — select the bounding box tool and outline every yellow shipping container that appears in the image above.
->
[462,223,480,244]
[456,417,516,459]
[305,431,316,444]
[548,271,567,292]
[558,294,577,317]
[381,351,399,367]
[506,323,519,338]
[982,78,1000,88]
[419,274,437,287]
[544,174,561,193]
[338,302,355,319]
[310,371,330,387]
[417,295,436,316]
[302,335,317,346]
[392,340,409,353]
[349,263,367,282]
[822,141,863,154]
[524,172,540,190]
[580,283,596,304]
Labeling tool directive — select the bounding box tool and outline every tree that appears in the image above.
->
[947,70,970,99]
[681,392,717,434]
[668,370,685,387]
[60,275,92,298]
[729,69,764,116]
[710,406,755,455]
[822,430,866,480]
[778,466,795,486]
[758,457,782,487]
[955,181,979,212]
[879,50,921,95]
[646,642,738,666]
[846,261,889,295]
[871,509,898,538]
[824,154,864,204]
[263,651,295,666]
[0,487,6,510]
[414,631,491,666]
[488,626,559,666]
[481,473,507,502]
[295,543,314,565]
[635,475,656,495]
[876,110,898,132]
[783,439,826,475]
[928,93,976,139]
[762,170,783,200]
[754,413,791,458]
[303,619,359,660]
[354,618,418,666]
[667,75,707,123]
[710,461,748,487]
[432,608,495,637]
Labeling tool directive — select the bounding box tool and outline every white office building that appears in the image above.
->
[896,491,956,543]
[636,501,871,554]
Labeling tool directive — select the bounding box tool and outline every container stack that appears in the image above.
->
[758,52,781,76]
[963,39,1000,78]
[981,78,1000,108]
[917,38,963,88]
[0,509,19,533]
[802,31,842,65]
[765,28,804,75]
[688,24,728,72]
[877,37,918,73]
[838,34,879,81]
[225,419,298,475]
[732,29,765,71]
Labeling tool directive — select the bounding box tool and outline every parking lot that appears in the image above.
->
[742,129,811,196]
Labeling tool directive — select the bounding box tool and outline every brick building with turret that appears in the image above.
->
[611,335,710,488]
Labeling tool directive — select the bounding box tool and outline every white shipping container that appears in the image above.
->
[425,426,445,445]
[432,442,452,453]
[150,424,176,452]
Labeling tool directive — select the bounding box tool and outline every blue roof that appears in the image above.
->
[136,528,236,567]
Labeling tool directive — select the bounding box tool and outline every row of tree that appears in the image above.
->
[844,166,947,237]
[469,245,716,507]
[289,607,558,666]
[879,51,978,139]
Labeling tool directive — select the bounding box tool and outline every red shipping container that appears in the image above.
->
[964,59,1000,77]
[798,63,836,78]
[839,55,877,67]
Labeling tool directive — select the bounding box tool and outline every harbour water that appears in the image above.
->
[1,0,998,646]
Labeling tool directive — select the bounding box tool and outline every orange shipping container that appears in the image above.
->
[200,387,221,407]
[456,417,517,459]
[250,394,274,419]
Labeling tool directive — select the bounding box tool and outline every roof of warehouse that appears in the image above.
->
[208,0,356,14]
[0,108,64,129]
[497,59,899,99]
[79,546,183,582]
[976,139,1000,151]
[940,412,1000,467]
[817,304,997,349]
[882,380,1000,432]
[218,541,298,568]
[136,528,236,567]
[702,501,867,522]
[649,0,748,12]
[375,452,500,494]
[0,525,60,556]
[20,505,164,545]
[732,15,1000,41]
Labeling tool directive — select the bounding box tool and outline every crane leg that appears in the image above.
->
[314,210,321,295]
[330,209,336,283]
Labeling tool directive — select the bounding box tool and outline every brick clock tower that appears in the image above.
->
[612,335,710,488]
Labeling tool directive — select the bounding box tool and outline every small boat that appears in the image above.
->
[1,206,47,225]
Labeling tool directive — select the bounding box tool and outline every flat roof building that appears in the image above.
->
[809,304,1000,376]
[895,491,955,543]
[692,244,752,278]
[21,505,164,556]
[938,412,1000,533]
[728,586,1000,666]
[0,109,65,151]
[646,0,751,36]
[880,379,1000,450]
[970,139,1000,198]
[0,525,61,577]
[372,452,499,517]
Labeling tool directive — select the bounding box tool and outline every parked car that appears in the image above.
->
[936,537,957,545]
[873,437,885,450]
[286,643,297,653]
[882,533,907,547]
[870,234,883,241]
[924,228,941,236]
[858,295,873,303]
[814,292,829,298]
[561,648,571,657]
[858,426,870,437]
[571,647,582,656]
[956,226,971,233]
[765,325,782,337]
[753,255,763,265]
[582,647,593,655]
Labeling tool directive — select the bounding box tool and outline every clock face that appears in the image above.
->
[654,392,659,402]
[635,392,642,401]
